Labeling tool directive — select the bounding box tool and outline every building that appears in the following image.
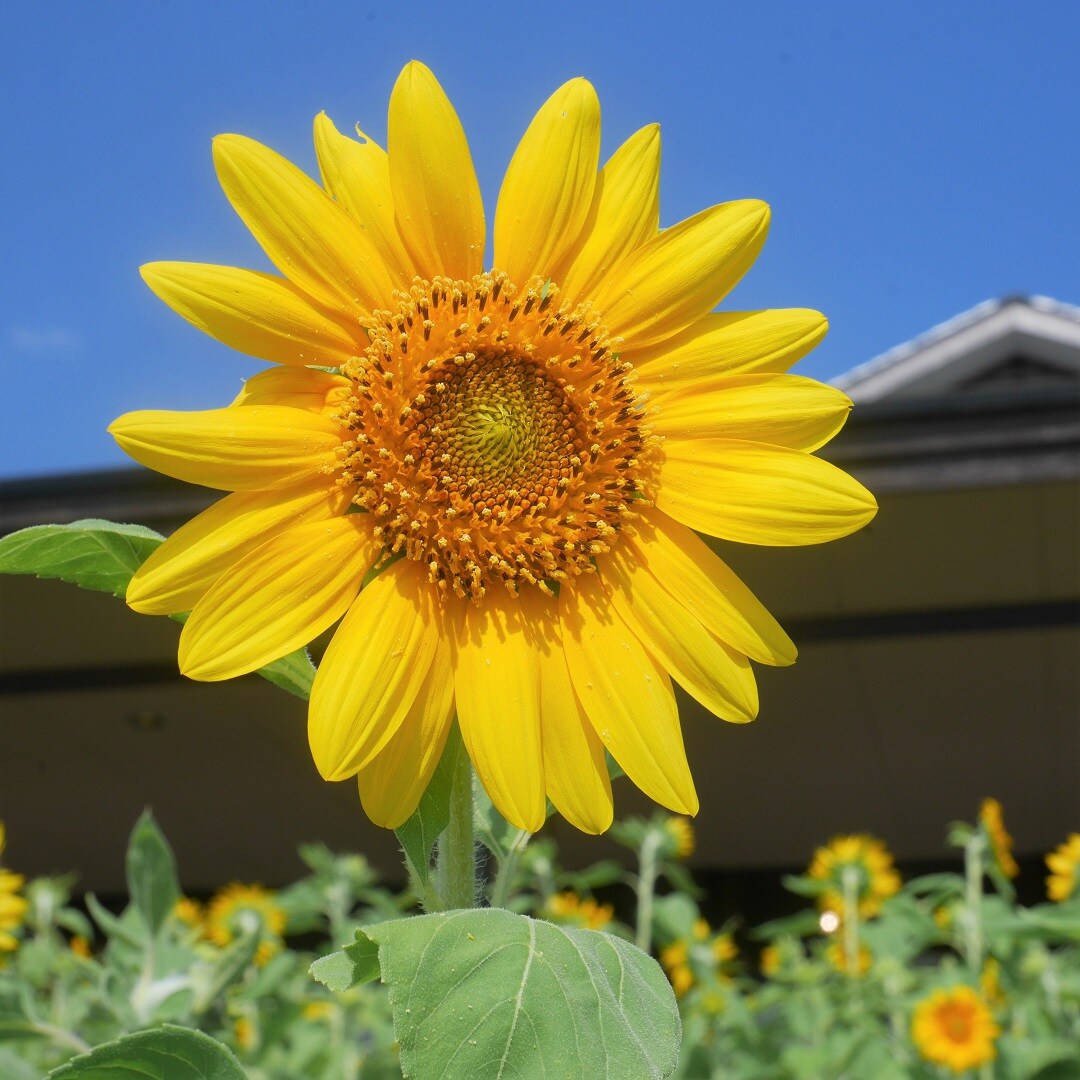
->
[2,296,1078,893]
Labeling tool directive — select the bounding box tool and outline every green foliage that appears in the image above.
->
[43,1025,245,1079]
[125,812,180,938]
[316,910,681,1079]
[0,519,315,699]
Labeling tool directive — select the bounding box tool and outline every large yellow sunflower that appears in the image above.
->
[110,63,876,835]
[911,986,999,1074]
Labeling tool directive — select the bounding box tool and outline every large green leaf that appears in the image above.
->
[313,909,680,1079]
[126,810,180,938]
[44,1024,245,1079]
[0,518,315,699]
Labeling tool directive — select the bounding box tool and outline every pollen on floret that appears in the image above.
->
[336,272,657,602]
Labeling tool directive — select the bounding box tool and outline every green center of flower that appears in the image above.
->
[337,272,656,602]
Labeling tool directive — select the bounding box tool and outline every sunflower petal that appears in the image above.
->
[657,438,878,545]
[628,309,828,390]
[313,113,416,284]
[455,589,546,833]
[309,560,442,781]
[650,373,852,453]
[494,78,601,284]
[230,366,352,413]
[140,262,362,367]
[521,588,612,835]
[179,516,374,680]
[560,573,698,815]
[212,133,397,314]
[632,507,796,665]
[108,406,343,491]
[128,482,348,615]
[387,62,485,280]
[555,124,661,304]
[357,634,455,828]
[605,552,758,723]
[595,200,770,349]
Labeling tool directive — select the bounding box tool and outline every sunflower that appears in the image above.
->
[979,798,1019,879]
[806,834,900,919]
[110,63,876,835]
[205,883,286,967]
[662,815,695,860]
[0,824,27,954]
[1046,833,1080,902]
[544,890,614,931]
[911,986,999,1074]
[659,919,736,996]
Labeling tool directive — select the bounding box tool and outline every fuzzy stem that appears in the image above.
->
[488,828,531,910]
[963,833,985,974]
[840,865,861,978]
[635,831,662,953]
[437,728,477,910]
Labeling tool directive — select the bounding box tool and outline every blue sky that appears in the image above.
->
[2,1,1076,479]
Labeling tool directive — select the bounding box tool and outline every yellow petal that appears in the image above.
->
[212,133,398,315]
[657,438,878,545]
[560,573,698,815]
[309,560,441,781]
[595,201,770,350]
[128,482,347,615]
[387,62,485,280]
[455,590,546,833]
[631,506,796,666]
[555,124,661,304]
[312,113,416,285]
[493,78,601,284]
[179,516,374,680]
[650,374,852,453]
[630,309,829,393]
[357,635,455,828]
[140,262,362,367]
[108,406,343,491]
[604,551,758,723]
[231,366,352,414]
[521,588,612,834]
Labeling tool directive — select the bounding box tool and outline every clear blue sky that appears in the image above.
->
[2,1,1077,479]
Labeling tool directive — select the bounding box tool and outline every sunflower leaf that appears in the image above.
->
[309,930,381,992]
[43,1024,245,1079]
[125,810,180,938]
[0,518,316,699]
[337,909,680,1080]
[395,725,467,890]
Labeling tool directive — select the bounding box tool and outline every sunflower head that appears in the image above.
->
[661,815,695,860]
[1045,833,1080,902]
[911,986,1000,1074]
[806,834,901,919]
[205,883,286,967]
[111,62,876,837]
[0,824,27,954]
[979,798,1019,879]
[544,890,614,931]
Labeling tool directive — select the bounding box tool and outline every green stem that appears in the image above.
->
[29,1022,91,1055]
[635,831,662,953]
[840,866,861,979]
[488,828,531,910]
[436,726,476,910]
[963,834,985,975]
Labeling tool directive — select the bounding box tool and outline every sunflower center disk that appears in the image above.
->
[337,272,654,602]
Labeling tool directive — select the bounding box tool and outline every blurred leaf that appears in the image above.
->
[472,777,522,861]
[43,1024,245,1079]
[191,931,261,1014]
[751,911,822,940]
[126,810,180,938]
[85,894,143,948]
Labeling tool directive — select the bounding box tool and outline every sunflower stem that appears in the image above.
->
[962,833,986,974]
[635,830,662,953]
[840,865,861,980]
[437,726,477,909]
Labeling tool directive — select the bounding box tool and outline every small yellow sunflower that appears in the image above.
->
[979,798,1019,879]
[807,834,900,919]
[232,1016,257,1053]
[205,883,286,967]
[0,824,27,954]
[911,986,999,1074]
[110,62,876,835]
[825,941,872,976]
[1045,833,1080,902]
[759,943,781,977]
[659,939,695,997]
[544,890,614,931]
[662,816,695,860]
[173,896,204,930]
[660,921,736,995]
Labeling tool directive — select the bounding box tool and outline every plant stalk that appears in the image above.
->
[437,726,477,910]
[635,831,662,953]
